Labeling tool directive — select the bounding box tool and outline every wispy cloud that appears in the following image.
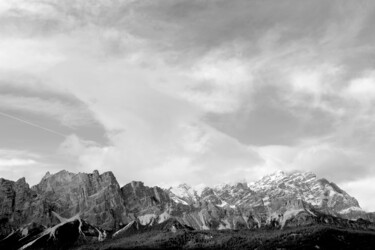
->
[0,148,42,183]
[0,94,96,128]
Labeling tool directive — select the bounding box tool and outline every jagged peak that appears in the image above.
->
[35,170,75,186]
[32,170,120,192]
[176,183,192,189]
[129,180,145,190]
[56,169,75,175]
[16,177,27,185]
[0,176,29,185]
[262,170,292,178]
[124,180,162,190]
[193,183,208,196]
[99,170,116,177]
[131,180,144,185]
[97,171,119,184]
[38,170,76,181]
[169,183,193,195]
[317,178,346,195]
[0,177,14,184]
[257,170,316,183]
[40,169,117,180]
[213,179,249,190]
[41,171,51,180]
[168,172,322,196]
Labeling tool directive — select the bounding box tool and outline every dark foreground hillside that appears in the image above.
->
[73,226,375,250]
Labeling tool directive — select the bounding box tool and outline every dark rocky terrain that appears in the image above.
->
[0,170,374,249]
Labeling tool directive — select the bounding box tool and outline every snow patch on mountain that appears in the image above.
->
[138,214,157,225]
[169,184,198,204]
[193,184,208,196]
[281,209,305,228]
[171,196,189,205]
[158,211,171,223]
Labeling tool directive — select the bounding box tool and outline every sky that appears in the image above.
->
[0,0,375,211]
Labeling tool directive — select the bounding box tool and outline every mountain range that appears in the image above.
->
[1,170,375,249]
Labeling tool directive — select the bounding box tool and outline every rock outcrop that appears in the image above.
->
[0,177,36,236]
[32,170,129,230]
[121,181,171,225]
[0,170,130,236]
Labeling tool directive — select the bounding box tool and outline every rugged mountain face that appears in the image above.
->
[32,170,129,230]
[248,171,360,213]
[121,181,171,225]
[0,170,130,237]
[0,177,37,236]
[165,171,368,230]
[0,169,373,246]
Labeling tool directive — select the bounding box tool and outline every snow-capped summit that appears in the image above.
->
[248,170,359,213]
[193,183,208,196]
[168,183,199,205]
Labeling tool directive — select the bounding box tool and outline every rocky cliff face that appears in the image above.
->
[0,170,373,240]
[0,170,130,236]
[121,181,171,225]
[0,177,36,236]
[32,170,129,230]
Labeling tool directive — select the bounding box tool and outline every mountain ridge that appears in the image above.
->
[1,169,375,249]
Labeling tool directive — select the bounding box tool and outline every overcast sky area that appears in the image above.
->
[1,0,375,210]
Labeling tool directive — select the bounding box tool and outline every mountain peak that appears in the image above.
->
[177,183,192,189]
[193,183,208,196]
[41,171,51,180]
[16,177,27,184]
[259,170,316,184]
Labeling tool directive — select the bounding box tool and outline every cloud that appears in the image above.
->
[286,63,343,100]
[0,93,96,128]
[57,121,264,186]
[255,140,374,184]
[340,177,375,211]
[0,148,47,184]
[0,158,36,167]
[291,144,371,182]
[181,51,254,113]
[344,71,375,104]
[58,134,99,156]
[0,148,40,159]
[0,38,65,73]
